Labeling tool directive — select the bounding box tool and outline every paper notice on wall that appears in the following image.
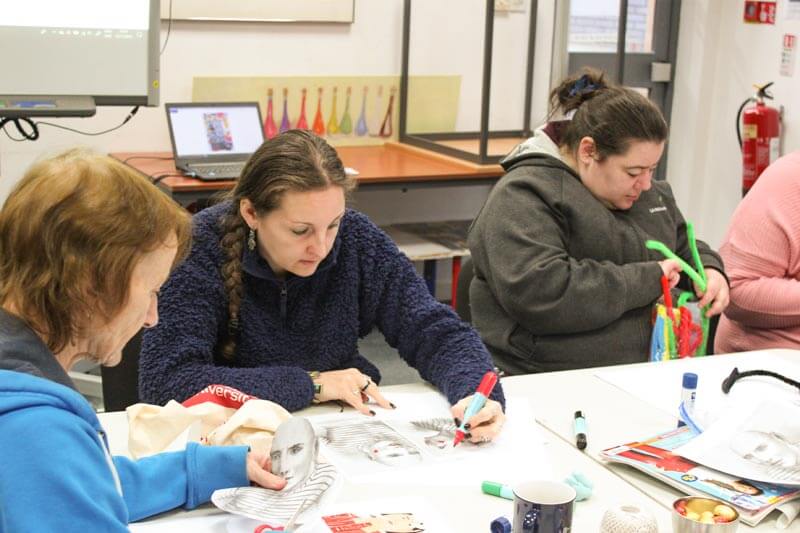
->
[788,0,800,21]
[744,1,777,24]
[781,34,797,77]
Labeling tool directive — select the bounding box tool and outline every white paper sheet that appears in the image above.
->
[594,353,800,427]
[308,392,550,486]
[675,399,800,486]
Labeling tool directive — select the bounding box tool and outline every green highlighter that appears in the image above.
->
[482,480,514,500]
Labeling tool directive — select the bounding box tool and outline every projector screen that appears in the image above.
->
[0,0,159,106]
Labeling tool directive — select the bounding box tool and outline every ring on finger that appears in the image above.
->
[360,377,372,392]
[479,435,491,443]
[351,389,360,396]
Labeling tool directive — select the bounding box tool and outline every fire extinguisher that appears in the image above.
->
[736,82,781,196]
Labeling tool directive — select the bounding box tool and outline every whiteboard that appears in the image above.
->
[160,0,354,23]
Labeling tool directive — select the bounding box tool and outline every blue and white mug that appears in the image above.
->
[513,480,576,533]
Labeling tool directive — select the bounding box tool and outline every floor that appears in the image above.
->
[358,329,424,386]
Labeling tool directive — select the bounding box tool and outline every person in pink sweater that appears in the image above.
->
[715,151,800,353]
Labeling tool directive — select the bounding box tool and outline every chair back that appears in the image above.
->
[100,329,142,411]
[455,256,474,323]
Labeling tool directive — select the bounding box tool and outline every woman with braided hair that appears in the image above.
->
[140,130,505,444]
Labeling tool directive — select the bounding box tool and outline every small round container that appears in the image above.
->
[672,497,739,533]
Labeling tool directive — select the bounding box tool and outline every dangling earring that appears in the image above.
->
[247,228,256,251]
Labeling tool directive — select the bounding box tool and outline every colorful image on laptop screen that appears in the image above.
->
[168,103,263,159]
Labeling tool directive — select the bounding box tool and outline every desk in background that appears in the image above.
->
[110,142,503,208]
[111,143,503,304]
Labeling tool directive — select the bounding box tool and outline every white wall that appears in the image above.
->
[667,0,800,248]
[0,0,557,298]
[0,1,555,211]
[0,1,404,200]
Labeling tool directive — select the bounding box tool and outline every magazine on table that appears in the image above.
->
[600,426,800,527]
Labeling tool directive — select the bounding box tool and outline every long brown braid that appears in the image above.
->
[218,130,355,360]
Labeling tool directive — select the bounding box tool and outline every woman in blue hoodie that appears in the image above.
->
[139,130,505,442]
[0,150,286,531]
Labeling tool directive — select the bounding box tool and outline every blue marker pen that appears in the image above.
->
[678,372,698,427]
[453,371,498,446]
[573,411,587,450]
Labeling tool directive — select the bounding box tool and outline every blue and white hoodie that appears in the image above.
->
[0,309,249,531]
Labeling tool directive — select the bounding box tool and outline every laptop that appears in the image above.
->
[165,102,264,180]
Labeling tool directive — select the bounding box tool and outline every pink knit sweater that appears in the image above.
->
[715,151,800,354]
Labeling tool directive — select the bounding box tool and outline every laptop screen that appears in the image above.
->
[166,102,264,159]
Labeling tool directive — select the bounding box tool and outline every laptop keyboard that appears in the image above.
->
[187,162,245,179]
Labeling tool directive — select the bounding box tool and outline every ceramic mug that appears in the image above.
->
[513,480,576,533]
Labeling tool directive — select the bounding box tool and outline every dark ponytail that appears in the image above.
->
[549,68,668,160]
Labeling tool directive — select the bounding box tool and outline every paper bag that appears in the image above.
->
[126,384,290,459]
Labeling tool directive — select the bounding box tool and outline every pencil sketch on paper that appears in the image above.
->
[676,400,800,486]
[316,419,424,468]
[212,416,339,524]
[730,429,800,483]
[409,417,457,450]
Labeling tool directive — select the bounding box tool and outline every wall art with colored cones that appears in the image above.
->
[193,76,460,147]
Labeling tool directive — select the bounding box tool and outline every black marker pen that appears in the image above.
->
[573,410,587,450]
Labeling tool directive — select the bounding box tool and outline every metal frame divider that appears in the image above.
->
[399,0,539,164]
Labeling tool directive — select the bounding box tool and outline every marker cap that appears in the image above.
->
[482,481,505,497]
[682,372,698,389]
[490,516,512,533]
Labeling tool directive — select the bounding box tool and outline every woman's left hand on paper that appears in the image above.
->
[315,368,393,415]
[247,452,288,490]
[451,396,505,444]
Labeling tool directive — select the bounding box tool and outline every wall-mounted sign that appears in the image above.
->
[781,34,797,77]
[744,1,777,24]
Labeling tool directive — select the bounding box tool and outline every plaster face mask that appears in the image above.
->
[270,417,317,492]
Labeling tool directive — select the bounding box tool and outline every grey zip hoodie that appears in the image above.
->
[467,128,724,374]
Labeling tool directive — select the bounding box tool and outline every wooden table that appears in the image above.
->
[111,142,504,208]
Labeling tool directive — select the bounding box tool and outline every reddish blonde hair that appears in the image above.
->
[0,149,191,353]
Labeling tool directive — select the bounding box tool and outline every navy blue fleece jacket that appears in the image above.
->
[139,201,504,411]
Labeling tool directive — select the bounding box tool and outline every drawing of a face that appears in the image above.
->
[730,430,800,471]
[270,417,317,492]
[410,418,456,450]
[365,439,422,466]
[424,433,451,449]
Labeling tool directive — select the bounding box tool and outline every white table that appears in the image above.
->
[101,384,672,532]
[501,348,800,531]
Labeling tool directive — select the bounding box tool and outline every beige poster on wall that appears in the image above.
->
[192,75,461,147]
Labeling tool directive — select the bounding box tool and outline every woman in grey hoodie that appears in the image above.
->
[468,69,729,375]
